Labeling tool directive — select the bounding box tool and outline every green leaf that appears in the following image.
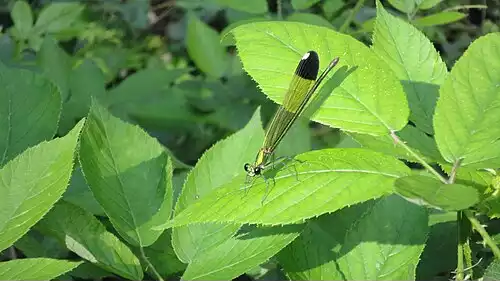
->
[279,195,428,280]
[292,0,321,10]
[416,212,457,280]
[417,0,444,10]
[216,0,268,14]
[183,225,303,280]
[63,167,105,216]
[433,33,500,168]
[0,258,82,280]
[140,231,186,277]
[79,101,173,247]
[395,175,479,211]
[159,148,410,227]
[172,108,264,262]
[350,124,444,163]
[59,59,106,135]
[373,1,447,134]
[0,65,61,166]
[186,13,227,78]
[484,258,500,281]
[286,13,334,28]
[10,0,33,39]
[0,120,83,252]
[33,2,84,34]
[231,21,409,135]
[37,37,72,100]
[36,201,144,280]
[413,11,466,27]
[387,0,417,14]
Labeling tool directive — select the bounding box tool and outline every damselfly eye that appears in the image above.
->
[254,166,262,175]
[244,163,251,172]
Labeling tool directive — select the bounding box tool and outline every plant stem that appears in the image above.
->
[457,213,464,281]
[277,0,283,20]
[339,0,366,33]
[140,246,164,281]
[465,210,500,259]
[390,131,448,184]
[447,159,462,184]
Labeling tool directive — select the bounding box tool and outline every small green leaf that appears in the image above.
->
[395,175,479,211]
[79,101,173,247]
[216,0,268,14]
[172,108,264,263]
[36,201,144,280]
[0,258,82,280]
[484,257,500,281]
[183,225,303,280]
[287,13,334,28]
[231,21,409,135]
[33,2,84,34]
[417,0,444,10]
[63,167,105,216]
[292,0,321,10]
[0,120,83,252]
[373,1,447,134]
[186,13,228,78]
[351,124,444,163]
[433,33,500,168]
[279,195,428,280]
[387,0,417,14]
[10,0,33,39]
[37,37,72,100]
[0,65,61,166]
[413,11,466,27]
[159,148,410,227]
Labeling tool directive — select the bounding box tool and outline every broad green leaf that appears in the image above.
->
[231,21,409,135]
[484,257,500,281]
[59,59,105,135]
[140,231,186,277]
[216,0,268,14]
[186,13,227,78]
[0,120,83,252]
[36,201,143,280]
[279,195,428,280]
[172,108,264,263]
[373,1,447,134]
[15,230,69,258]
[158,148,410,227]
[10,0,33,39]
[63,167,105,216]
[0,65,61,166]
[433,33,500,168]
[183,225,303,280]
[0,258,81,280]
[292,0,321,10]
[387,0,416,14]
[287,13,334,28]
[33,2,84,34]
[350,124,444,163]
[221,18,270,46]
[395,175,479,211]
[417,212,457,280]
[79,101,173,247]
[37,37,72,100]
[413,11,466,27]
[417,0,444,10]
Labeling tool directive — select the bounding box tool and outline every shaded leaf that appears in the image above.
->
[0,65,61,166]
[484,258,500,281]
[395,175,479,211]
[413,11,466,27]
[37,37,72,100]
[216,0,268,14]
[10,0,33,39]
[34,2,84,34]
[287,13,334,28]
[36,201,143,280]
[292,0,321,10]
